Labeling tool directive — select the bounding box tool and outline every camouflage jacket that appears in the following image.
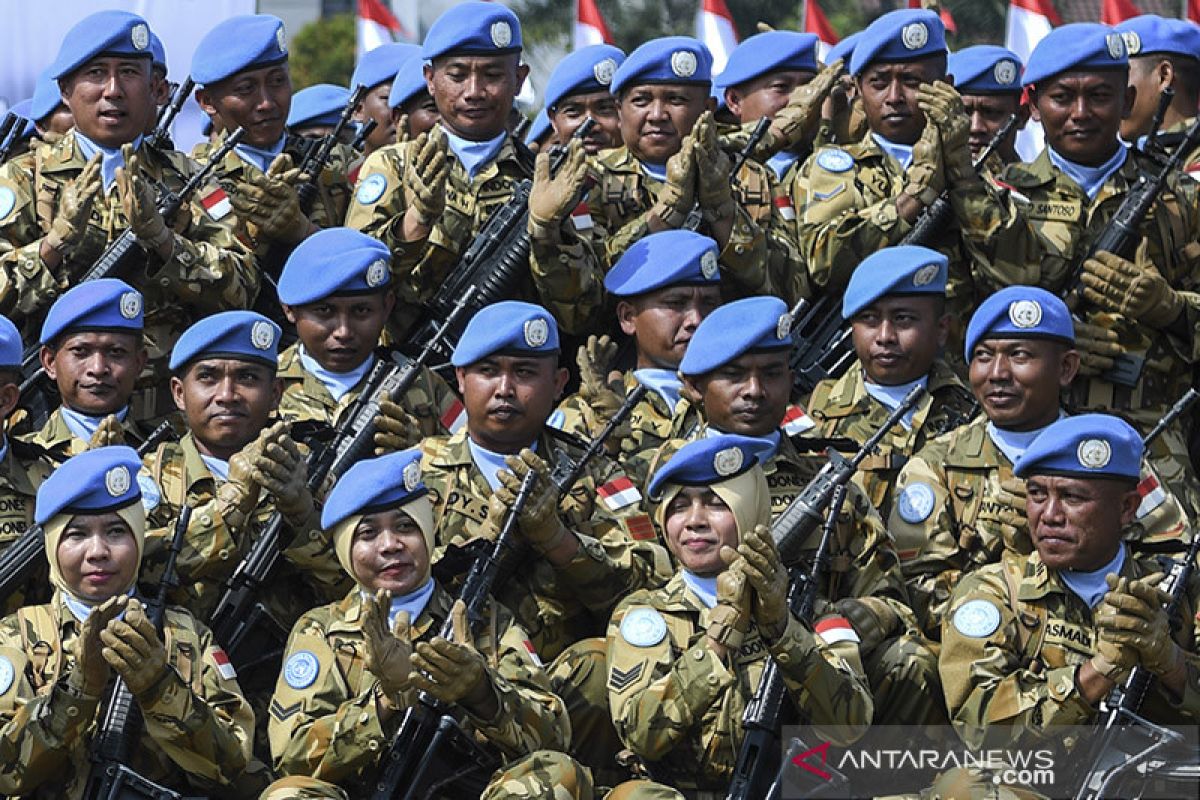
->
[892,414,1192,640]
[344,132,604,337]
[419,427,670,660]
[22,406,154,462]
[606,572,872,790]
[267,583,566,796]
[275,343,463,439]
[0,591,256,798]
[940,548,1200,750]
[0,439,55,614]
[804,361,978,517]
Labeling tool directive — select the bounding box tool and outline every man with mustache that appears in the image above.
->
[892,287,1189,642]
[805,245,976,520]
[945,45,1028,167]
[544,45,626,155]
[349,43,419,161]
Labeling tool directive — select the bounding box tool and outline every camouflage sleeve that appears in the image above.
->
[155,187,259,313]
[0,164,65,325]
[712,202,770,297]
[939,569,1096,749]
[280,509,351,604]
[766,177,809,305]
[137,616,254,788]
[308,145,353,230]
[948,177,1043,292]
[344,145,429,291]
[839,481,912,615]
[413,365,462,438]
[139,477,248,589]
[528,225,604,336]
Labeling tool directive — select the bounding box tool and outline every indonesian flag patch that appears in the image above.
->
[814,616,861,646]
[774,195,796,221]
[200,187,231,221]
[626,514,656,541]
[598,476,641,510]
[522,639,544,668]
[440,400,467,434]
[570,201,594,231]
[212,648,237,680]
[1136,474,1166,519]
[781,405,814,436]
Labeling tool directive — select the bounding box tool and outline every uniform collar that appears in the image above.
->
[681,570,718,608]
[1046,143,1128,200]
[633,368,683,414]
[985,411,1065,465]
[870,132,914,170]
[767,150,801,180]
[441,125,507,179]
[1060,544,1126,609]
[334,581,452,641]
[235,134,287,173]
[297,343,375,403]
[862,374,928,430]
[180,433,223,492]
[59,405,129,443]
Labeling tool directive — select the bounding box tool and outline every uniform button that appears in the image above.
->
[66,705,79,717]
[310,530,322,541]
[367,738,380,751]
[160,277,171,287]
[734,244,745,254]
[200,515,212,526]
[777,652,790,664]
[693,649,704,661]
[707,675,719,686]
[218,548,230,560]
[360,712,370,724]
[559,254,570,264]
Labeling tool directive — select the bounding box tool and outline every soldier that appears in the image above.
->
[143,32,171,139]
[386,52,440,144]
[606,434,872,791]
[667,295,940,726]
[275,226,461,438]
[805,245,976,518]
[287,84,352,141]
[555,230,722,489]
[350,43,419,159]
[0,446,259,797]
[0,10,257,419]
[23,279,154,458]
[27,67,73,144]
[544,44,626,154]
[524,109,555,154]
[262,448,592,799]
[945,45,1028,166]
[940,415,1200,763]
[1115,15,1200,167]
[892,287,1189,640]
[346,1,603,338]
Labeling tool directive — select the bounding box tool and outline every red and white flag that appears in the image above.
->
[200,187,231,221]
[781,404,814,436]
[802,0,839,61]
[1136,474,1167,519]
[1005,0,1061,160]
[357,0,406,59]
[907,0,957,35]
[598,476,642,511]
[574,0,614,50]
[814,616,861,645]
[1100,0,1142,25]
[212,648,238,680]
[440,399,467,434]
[695,0,738,73]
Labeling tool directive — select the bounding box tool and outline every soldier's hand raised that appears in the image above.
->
[1096,572,1181,678]
[917,82,974,184]
[411,599,493,714]
[1081,244,1184,329]
[69,594,123,696]
[251,421,313,525]
[576,335,624,440]
[1073,321,1123,376]
[100,597,170,699]
[528,139,589,235]
[374,398,423,455]
[653,137,697,227]
[217,430,266,530]
[490,449,570,554]
[694,112,737,222]
[361,588,414,706]
[46,153,103,259]
[728,523,790,641]
[403,127,450,228]
[903,119,945,207]
[757,60,844,159]
[87,414,125,449]
[707,559,751,653]
[229,153,311,244]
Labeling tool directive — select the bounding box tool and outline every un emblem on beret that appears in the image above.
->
[491,21,513,48]
[131,24,150,51]
[776,313,792,341]
[699,250,718,279]
[365,258,388,288]
[1008,299,1042,329]
[901,22,929,51]
[1106,33,1126,60]
[119,291,142,320]
[277,26,289,56]
[594,58,617,86]
[671,50,698,79]
[402,460,421,492]
[524,318,549,348]
[912,263,940,287]
[1120,31,1142,56]
[105,466,131,498]
[993,60,1017,86]
[250,321,276,351]
[713,446,744,477]
[1077,438,1112,470]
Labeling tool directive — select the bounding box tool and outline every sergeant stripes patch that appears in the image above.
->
[608,662,644,692]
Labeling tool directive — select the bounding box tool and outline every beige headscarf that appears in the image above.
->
[653,461,772,542]
[45,502,146,601]
[331,494,437,586]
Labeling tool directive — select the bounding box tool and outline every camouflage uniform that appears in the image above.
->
[805,361,978,518]
[276,342,463,438]
[605,572,872,791]
[419,426,670,661]
[22,407,155,461]
[0,591,257,798]
[892,414,1192,640]
[0,131,258,417]
[265,582,590,799]
[940,548,1200,751]
[344,134,604,338]
[0,440,55,614]
[1155,117,1200,174]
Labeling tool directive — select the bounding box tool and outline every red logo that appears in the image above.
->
[791,741,832,781]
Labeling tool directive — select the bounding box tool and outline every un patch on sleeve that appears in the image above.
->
[0,187,16,221]
[815,148,854,174]
[952,599,1001,639]
[284,650,321,689]
[137,472,161,513]
[897,482,936,524]
[619,608,667,648]
[0,655,14,695]
[356,173,388,205]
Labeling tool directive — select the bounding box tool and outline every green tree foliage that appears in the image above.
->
[290,12,356,90]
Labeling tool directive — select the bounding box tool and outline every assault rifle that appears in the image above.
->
[0,111,25,164]
[83,505,191,800]
[683,117,772,231]
[352,119,378,153]
[789,115,1016,395]
[404,118,596,360]
[726,386,925,799]
[0,419,176,605]
[146,78,195,152]
[295,84,366,214]
[210,286,479,676]
[371,384,649,800]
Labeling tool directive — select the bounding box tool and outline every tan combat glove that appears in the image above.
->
[394,114,410,145]
[694,112,737,223]
[1080,243,1184,329]
[575,334,626,446]
[87,414,125,449]
[755,60,844,159]
[404,127,451,227]
[490,449,571,554]
[45,154,103,259]
[115,145,173,255]
[229,153,311,245]
[834,596,901,654]
[361,588,415,707]
[373,398,423,455]
[528,139,589,241]
[917,82,975,186]
[99,597,170,699]
[217,431,266,531]
[411,599,493,714]
[723,523,790,641]
[707,561,752,651]
[251,421,314,528]
[68,595,124,697]
[652,137,698,228]
[1073,321,1124,376]
[1096,573,1182,677]
[975,476,1030,553]
[903,118,946,207]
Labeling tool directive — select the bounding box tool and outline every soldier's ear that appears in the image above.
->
[270,377,284,411]
[169,375,186,412]
[1059,348,1081,388]
[1121,83,1137,121]
[194,87,217,117]
[0,380,18,421]
[615,300,638,337]
[680,375,702,405]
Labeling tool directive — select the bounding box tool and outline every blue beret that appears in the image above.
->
[321,448,427,529]
[388,53,429,110]
[1023,23,1129,87]
[711,81,727,111]
[451,301,559,367]
[422,2,522,61]
[31,68,63,123]
[525,109,552,146]
[352,43,420,90]
[545,45,625,109]
[1013,414,1141,481]
[851,9,946,76]
[680,296,792,376]
[191,15,288,87]
[964,286,1073,361]
[1117,15,1200,60]
[149,32,167,73]
[279,227,391,305]
[648,433,775,498]
[201,116,214,137]
[49,10,154,80]
[604,230,721,297]
[288,84,350,129]
[948,45,1023,95]
[715,32,819,90]
[843,245,948,318]
[826,31,863,67]
[170,311,281,371]
[35,445,142,524]
[611,37,713,95]
[0,315,21,369]
[40,279,143,345]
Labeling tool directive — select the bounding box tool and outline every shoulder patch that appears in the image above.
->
[137,471,161,513]
[284,650,321,689]
[897,482,936,524]
[952,599,1002,638]
[356,173,387,205]
[619,607,667,648]
[0,655,12,695]
[0,186,16,221]
[816,148,854,174]
[546,409,567,430]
